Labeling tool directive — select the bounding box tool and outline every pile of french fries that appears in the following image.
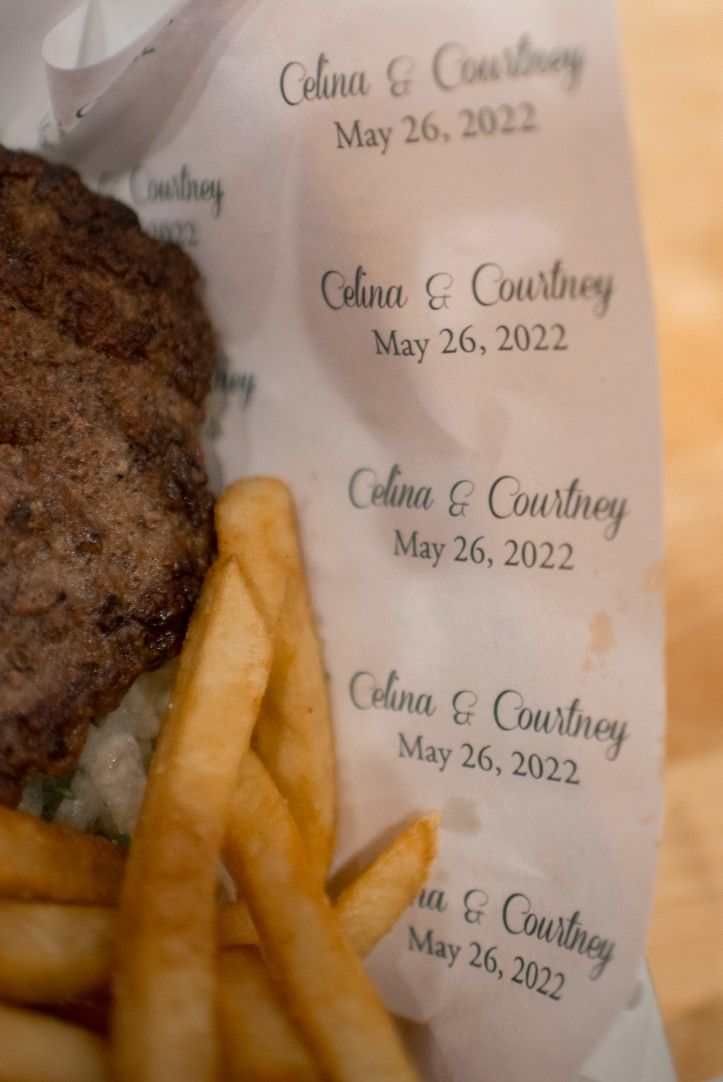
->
[0,479,438,1081]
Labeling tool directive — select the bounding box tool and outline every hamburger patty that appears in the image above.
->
[0,146,215,805]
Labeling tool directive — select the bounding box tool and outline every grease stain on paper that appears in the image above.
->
[582,610,616,673]
[641,561,664,594]
[442,798,481,835]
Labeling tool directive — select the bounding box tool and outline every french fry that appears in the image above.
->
[217,478,335,878]
[0,808,438,1010]
[0,1002,108,1082]
[219,815,437,1078]
[218,813,439,952]
[111,558,273,1082]
[334,814,440,958]
[217,900,256,947]
[0,808,123,904]
[0,901,113,1005]
[218,948,320,1081]
[215,477,296,633]
[0,807,438,1009]
[254,577,336,878]
[224,751,417,1082]
[0,901,250,1010]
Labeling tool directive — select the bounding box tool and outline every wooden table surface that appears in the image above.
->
[618,3,723,1079]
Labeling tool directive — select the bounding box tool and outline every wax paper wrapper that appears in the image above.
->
[0,1,665,1078]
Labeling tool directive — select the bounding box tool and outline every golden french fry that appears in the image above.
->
[225,752,417,1082]
[216,478,335,878]
[0,808,123,904]
[334,814,440,958]
[0,806,438,1007]
[0,804,438,1007]
[254,580,335,878]
[217,900,256,947]
[218,814,439,954]
[218,948,320,1081]
[0,900,257,1009]
[218,813,438,1082]
[0,1002,108,1082]
[215,478,296,633]
[0,902,113,1005]
[111,558,273,1082]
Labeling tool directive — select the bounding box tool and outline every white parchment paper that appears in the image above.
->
[0,2,665,1078]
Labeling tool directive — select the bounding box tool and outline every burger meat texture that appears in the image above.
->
[0,146,215,806]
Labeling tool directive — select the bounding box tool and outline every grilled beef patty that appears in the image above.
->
[0,146,215,805]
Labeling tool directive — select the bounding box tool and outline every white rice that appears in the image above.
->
[18,661,178,839]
